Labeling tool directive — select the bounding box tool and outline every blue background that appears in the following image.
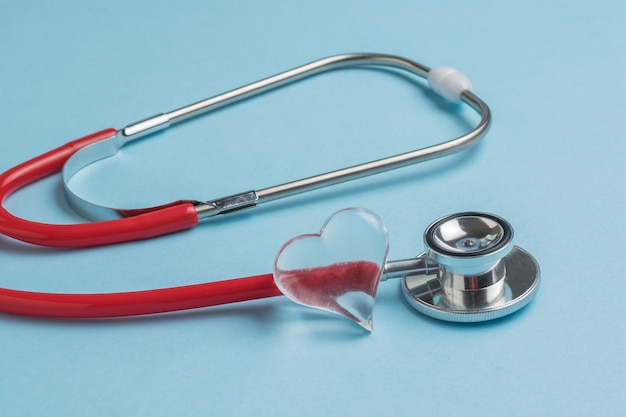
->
[1,1,624,416]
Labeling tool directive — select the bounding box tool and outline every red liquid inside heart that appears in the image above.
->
[276,261,382,329]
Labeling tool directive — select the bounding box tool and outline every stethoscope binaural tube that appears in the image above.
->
[0,53,490,248]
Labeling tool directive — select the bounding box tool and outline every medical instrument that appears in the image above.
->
[0,53,490,248]
[0,209,540,330]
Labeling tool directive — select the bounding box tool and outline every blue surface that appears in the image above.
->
[1,1,625,416]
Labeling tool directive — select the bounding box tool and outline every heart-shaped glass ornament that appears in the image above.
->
[273,208,389,331]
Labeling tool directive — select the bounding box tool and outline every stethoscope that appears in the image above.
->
[0,54,540,328]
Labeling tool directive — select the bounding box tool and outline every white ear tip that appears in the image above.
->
[427,67,472,103]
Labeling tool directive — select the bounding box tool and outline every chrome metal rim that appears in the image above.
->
[402,246,540,322]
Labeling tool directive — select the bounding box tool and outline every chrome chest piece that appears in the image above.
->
[402,212,540,322]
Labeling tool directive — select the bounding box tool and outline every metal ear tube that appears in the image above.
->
[0,53,491,248]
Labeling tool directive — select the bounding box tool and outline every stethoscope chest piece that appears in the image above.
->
[402,212,540,322]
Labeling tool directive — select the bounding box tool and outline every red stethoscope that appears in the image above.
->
[1,54,535,329]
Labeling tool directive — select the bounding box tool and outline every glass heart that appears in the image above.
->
[273,208,389,331]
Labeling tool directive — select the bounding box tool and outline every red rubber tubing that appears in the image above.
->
[0,129,283,317]
[0,129,199,247]
[0,273,283,318]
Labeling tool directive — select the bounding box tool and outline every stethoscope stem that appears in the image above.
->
[381,257,439,281]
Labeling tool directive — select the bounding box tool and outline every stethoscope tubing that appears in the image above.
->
[0,128,231,318]
[0,129,199,247]
[0,272,280,318]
